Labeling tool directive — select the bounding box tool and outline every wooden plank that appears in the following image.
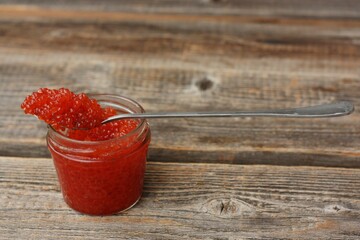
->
[1,156,360,239]
[1,0,360,18]
[0,52,359,166]
[0,13,360,58]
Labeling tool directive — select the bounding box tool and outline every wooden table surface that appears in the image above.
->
[1,1,360,239]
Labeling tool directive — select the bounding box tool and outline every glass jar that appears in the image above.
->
[46,95,151,215]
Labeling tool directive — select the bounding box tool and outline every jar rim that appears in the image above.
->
[48,94,147,145]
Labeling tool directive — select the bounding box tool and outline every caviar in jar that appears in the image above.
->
[46,95,151,215]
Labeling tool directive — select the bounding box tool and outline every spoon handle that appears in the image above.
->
[102,101,354,124]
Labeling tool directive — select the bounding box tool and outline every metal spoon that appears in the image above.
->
[102,101,354,124]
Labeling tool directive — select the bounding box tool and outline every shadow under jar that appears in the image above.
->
[47,95,151,215]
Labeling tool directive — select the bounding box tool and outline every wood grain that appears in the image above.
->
[1,156,360,239]
[1,2,359,239]
[1,0,360,18]
[0,5,359,166]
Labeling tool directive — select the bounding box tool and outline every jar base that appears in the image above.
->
[65,195,142,216]
[116,195,142,214]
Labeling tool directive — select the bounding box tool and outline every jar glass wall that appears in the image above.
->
[46,95,151,215]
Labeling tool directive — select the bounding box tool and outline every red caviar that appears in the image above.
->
[21,88,139,141]
[22,88,150,215]
[21,88,109,130]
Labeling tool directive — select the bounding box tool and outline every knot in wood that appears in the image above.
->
[196,77,214,91]
[201,198,256,218]
[324,204,351,214]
